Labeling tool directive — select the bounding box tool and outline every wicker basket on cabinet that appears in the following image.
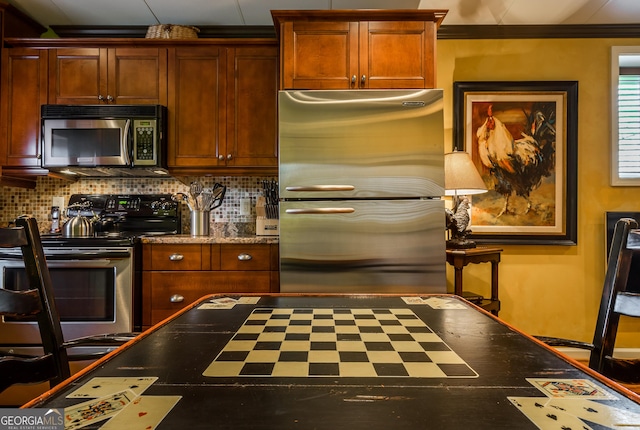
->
[145,24,199,39]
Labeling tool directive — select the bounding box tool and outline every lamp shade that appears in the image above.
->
[444,151,488,196]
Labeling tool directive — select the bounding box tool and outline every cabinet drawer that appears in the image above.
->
[149,244,213,270]
[220,244,270,271]
[148,271,272,324]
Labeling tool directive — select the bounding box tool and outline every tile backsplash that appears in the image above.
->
[0,175,277,235]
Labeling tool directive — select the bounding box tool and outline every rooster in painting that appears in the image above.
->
[476,103,556,217]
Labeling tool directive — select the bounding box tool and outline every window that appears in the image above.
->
[611,46,640,186]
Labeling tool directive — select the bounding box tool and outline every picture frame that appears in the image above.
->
[453,81,578,245]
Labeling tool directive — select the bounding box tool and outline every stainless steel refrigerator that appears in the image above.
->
[278,90,445,293]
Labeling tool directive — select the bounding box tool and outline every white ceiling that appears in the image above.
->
[5,0,640,29]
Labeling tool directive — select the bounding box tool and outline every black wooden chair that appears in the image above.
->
[537,217,640,383]
[0,216,135,393]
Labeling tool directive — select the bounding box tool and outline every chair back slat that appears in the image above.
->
[613,292,640,318]
[0,289,42,316]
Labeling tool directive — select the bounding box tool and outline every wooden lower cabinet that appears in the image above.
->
[142,243,279,328]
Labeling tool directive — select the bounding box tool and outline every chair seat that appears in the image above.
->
[603,357,640,384]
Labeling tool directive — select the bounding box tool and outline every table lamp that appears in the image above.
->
[444,150,488,249]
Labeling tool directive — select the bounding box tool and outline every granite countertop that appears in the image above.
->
[139,234,279,244]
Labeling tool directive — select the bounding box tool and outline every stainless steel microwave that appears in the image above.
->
[41,104,168,177]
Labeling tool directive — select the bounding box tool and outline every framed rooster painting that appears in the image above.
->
[453,81,578,245]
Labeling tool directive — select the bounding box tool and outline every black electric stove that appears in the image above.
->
[43,193,181,247]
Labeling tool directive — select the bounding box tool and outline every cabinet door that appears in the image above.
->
[167,46,226,168]
[108,47,167,105]
[0,48,48,167]
[49,48,106,104]
[361,21,436,89]
[226,46,278,168]
[280,21,358,90]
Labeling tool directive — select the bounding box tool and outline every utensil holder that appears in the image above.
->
[190,210,210,236]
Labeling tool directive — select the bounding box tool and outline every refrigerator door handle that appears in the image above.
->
[285,185,355,192]
[285,208,355,215]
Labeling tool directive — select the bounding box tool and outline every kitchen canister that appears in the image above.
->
[190,210,210,236]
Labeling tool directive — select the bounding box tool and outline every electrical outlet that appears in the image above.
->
[52,196,65,210]
[240,198,251,216]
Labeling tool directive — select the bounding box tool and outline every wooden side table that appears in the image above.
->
[446,247,503,316]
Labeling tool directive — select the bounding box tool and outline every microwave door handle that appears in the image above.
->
[123,118,132,166]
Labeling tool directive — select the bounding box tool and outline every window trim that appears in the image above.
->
[611,46,640,186]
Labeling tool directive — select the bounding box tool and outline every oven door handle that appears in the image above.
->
[0,251,131,260]
[45,251,132,260]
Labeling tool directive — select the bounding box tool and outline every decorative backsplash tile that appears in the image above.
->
[0,175,277,235]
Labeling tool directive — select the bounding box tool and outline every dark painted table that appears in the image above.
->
[24,294,640,429]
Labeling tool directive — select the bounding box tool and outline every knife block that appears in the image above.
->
[256,197,279,236]
[256,217,279,236]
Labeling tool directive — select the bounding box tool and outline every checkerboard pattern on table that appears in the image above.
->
[203,308,478,378]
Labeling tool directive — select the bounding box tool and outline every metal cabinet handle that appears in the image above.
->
[351,75,357,84]
[227,154,233,160]
[285,208,355,215]
[170,294,184,303]
[169,253,184,261]
[285,185,355,192]
[238,253,253,261]
[107,95,114,102]
[361,75,366,85]
[98,95,104,102]
[218,155,225,161]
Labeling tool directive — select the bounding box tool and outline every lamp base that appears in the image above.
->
[446,238,477,249]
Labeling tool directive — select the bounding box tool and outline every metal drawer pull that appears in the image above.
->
[286,208,355,215]
[285,185,355,192]
[169,253,184,261]
[170,294,184,303]
[238,253,253,261]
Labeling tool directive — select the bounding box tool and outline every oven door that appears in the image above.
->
[0,247,133,347]
[42,118,131,168]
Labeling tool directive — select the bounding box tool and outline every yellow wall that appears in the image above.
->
[438,37,640,346]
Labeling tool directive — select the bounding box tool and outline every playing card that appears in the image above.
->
[526,378,617,399]
[64,390,136,430]
[212,297,238,305]
[508,397,594,430]
[100,395,182,430]
[546,398,640,428]
[423,297,467,309]
[237,296,261,304]
[402,296,426,304]
[66,377,158,399]
[198,302,235,310]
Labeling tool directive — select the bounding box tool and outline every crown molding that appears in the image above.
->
[437,24,640,39]
[47,23,640,40]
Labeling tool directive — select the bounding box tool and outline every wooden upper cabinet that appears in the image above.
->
[272,10,447,90]
[0,48,48,168]
[167,46,226,169]
[49,47,167,105]
[225,45,278,169]
[167,43,278,174]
